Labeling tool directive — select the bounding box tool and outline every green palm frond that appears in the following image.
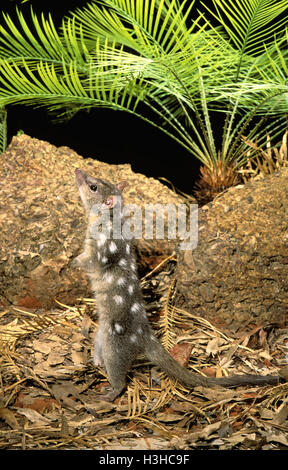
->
[68,0,202,56]
[0,53,206,161]
[0,7,90,69]
[0,4,237,166]
[249,32,288,113]
[203,0,288,57]
[0,0,288,184]
[0,56,140,112]
[198,0,288,176]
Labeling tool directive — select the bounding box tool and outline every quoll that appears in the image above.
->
[73,168,280,401]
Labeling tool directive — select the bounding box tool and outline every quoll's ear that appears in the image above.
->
[116,181,128,192]
[103,195,120,209]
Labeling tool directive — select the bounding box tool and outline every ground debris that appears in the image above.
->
[177,168,288,332]
[0,292,287,450]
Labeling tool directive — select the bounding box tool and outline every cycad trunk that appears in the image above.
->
[194,161,239,204]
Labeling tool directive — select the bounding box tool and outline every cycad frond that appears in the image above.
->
[0,0,288,189]
[0,8,89,69]
[0,56,141,112]
[68,0,200,56]
[204,0,288,56]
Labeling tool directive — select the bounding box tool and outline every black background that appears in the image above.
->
[1,0,207,193]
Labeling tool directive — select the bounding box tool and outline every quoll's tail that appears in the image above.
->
[144,335,280,388]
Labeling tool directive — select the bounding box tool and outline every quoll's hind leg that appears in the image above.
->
[99,343,134,402]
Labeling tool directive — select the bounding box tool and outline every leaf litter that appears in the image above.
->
[0,266,288,450]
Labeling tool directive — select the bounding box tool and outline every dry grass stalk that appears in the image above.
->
[158,279,177,350]
[239,130,288,182]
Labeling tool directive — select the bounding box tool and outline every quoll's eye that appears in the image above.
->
[89,184,98,192]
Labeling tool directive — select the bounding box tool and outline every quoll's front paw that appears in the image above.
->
[73,253,95,272]
[71,255,82,268]
[72,252,88,268]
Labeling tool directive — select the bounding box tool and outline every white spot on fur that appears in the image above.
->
[119,258,127,267]
[131,262,137,271]
[101,256,108,263]
[137,327,143,334]
[109,241,117,253]
[97,233,106,247]
[114,323,124,334]
[131,302,141,313]
[114,295,123,304]
[130,334,137,343]
[126,244,130,254]
[128,284,134,295]
[103,273,114,284]
[97,252,101,261]
[117,277,126,287]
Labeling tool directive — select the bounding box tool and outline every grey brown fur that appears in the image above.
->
[73,168,280,401]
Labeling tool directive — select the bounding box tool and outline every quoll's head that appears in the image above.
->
[75,168,128,213]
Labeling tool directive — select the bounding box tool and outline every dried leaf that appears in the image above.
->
[68,415,94,429]
[83,401,116,414]
[47,351,66,366]
[71,349,87,366]
[201,366,217,377]
[14,393,59,413]
[273,404,288,425]
[137,437,171,450]
[170,342,192,366]
[170,401,199,413]
[266,431,288,446]
[0,407,19,429]
[188,421,223,442]
[51,381,80,401]
[60,412,69,436]
[18,296,42,309]
[157,412,182,423]
[80,315,92,338]
[206,337,225,356]
[14,408,52,425]
[279,366,288,381]
[219,343,239,367]
[32,340,52,355]
[259,351,273,361]
[260,408,274,420]
[34,363,85,380]
[195,385,238,401]
[71,342,83,352]
[259,329,268,348]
